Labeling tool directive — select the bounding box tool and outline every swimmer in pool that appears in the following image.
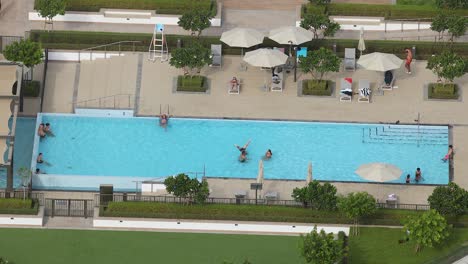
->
[235,140,251,153]
[239,150,248,162]
[264,149,273,160]
[44,123,55,136]
[37,123,46,138]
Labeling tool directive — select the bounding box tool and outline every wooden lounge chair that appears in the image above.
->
[358,79,371,103]
[210,44,222,67]
[340,78,353,102]
[344,48,356,72]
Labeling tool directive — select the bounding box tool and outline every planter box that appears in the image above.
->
[301,80,334,96]
[427,83,459,100]
[176,75,208,93]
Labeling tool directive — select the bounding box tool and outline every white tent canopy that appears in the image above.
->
[268,26,313,45]
[357,52,403,72]
[220,28,264,48]
[355,163,402,182]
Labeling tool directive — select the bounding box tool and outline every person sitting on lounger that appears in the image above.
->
[230,77,239,91]
[442,145,453,162]
[235,140,251,153]
[384,71,393,86]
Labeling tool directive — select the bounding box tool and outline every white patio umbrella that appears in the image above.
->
[357,52,403,72]
[243,48,289,68]
[355,163,402,182]
[257,160,264,184]
[357,27,366,56]
[220,28,264,55]
[306,162,313,184]
[268,26,313,46]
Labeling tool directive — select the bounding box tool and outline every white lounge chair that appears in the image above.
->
[340,78,353,102]
[344,48,356,71]
[358,79,371,103]
[270,67,284,92]
[381,70,395,91]
[210,44,222,67]
[228,78,241,94]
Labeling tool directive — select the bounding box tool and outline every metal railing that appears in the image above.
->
[95,193,430,210]
[78,41,141,62]
[72,93,134,110]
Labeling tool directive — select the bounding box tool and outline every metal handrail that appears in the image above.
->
[78,41,141,62]
[72,93,134,109]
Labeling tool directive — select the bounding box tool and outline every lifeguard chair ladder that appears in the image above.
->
[148,24,168,62]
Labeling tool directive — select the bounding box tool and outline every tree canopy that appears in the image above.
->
[292,180,338,210]
[298,47,340,81]
[36,0,67,22]
[164,173,210,204]
[404,209,451,253]
[300,226,343,264]
[300,13,340,39]
[435,0,468,9]
[3,39,44,68]
[169,42,212,76]
[428,182,468,216]
[178,9,214,37]
[426,50,466,84]
[338,192,376,235]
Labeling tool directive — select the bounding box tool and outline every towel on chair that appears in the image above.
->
[360,87,371,97]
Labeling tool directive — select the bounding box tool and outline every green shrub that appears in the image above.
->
[35,0,216,16]
[302,80,333,96]
[22,80,40,97]
[0,198,39,215]
[177,76,207,92]
[428,83,459,99]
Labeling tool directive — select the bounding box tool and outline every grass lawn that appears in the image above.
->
[0,228,304,264]
[348,227,468,264]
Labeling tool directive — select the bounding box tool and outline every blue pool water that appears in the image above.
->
[0,117,36,189]
[36,115,449,186]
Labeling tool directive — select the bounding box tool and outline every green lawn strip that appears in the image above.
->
[348,227,468,264]
[30,30,468,60]
[0,228,303,264]
[0,198,39,215]
[396,0,436,6]
[34,0,216,15]
[302,3,468,19]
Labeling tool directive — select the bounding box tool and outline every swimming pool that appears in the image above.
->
[33,114,449,190]
[0,117,36,189]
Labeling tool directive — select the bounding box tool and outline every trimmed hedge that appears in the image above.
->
[0,198,39,215]
[302,3,468,19]
[22,80,41,97]
[428,83,459,99]
[29,30,468,60]
[302,80,333,96]
[176,75,207,92]
[34,0,217,16]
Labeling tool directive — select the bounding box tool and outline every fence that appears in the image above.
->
[44,199,94,218]
[95,193,430,211]
[0,191,45,205]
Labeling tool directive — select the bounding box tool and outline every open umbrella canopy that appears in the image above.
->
[268,26,313,45]
[257,160,264,184]
[358,27,366,56]
[357,52,403,72]
[243,48,288,68]
[355,163,402,182]
[220,28,264,48]
[306,162,313,184]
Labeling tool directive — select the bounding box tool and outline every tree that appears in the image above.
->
[164,173,210,204]
[300,13,340,40]
[426,51,466,86]
[298,47,340,81]
[431,13,450,40]
[404,209,451,253]
[17,168,32,200]
[169,42,212,76]
[292,180,338,210]
[3,39,43,68]
[447,15,467,43]
[35,0,67,29]
[337,192,376,236]
[0,257,10,264]
[177,9,214,37]
[300,226,343,264]
[435,0,468,9]
[428,182,468,216]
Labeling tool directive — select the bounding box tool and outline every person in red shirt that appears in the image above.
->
[404,48,413,74]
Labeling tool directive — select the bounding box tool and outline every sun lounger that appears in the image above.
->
[344,48,356,71]
[358,79,371,103]
[270,67,284,92]
[340,78,353,102]
[381,70,395,91]
[210,44,222,67]
[228,78,241,94]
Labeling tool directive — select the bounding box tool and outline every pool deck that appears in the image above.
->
[29,53,468,204]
